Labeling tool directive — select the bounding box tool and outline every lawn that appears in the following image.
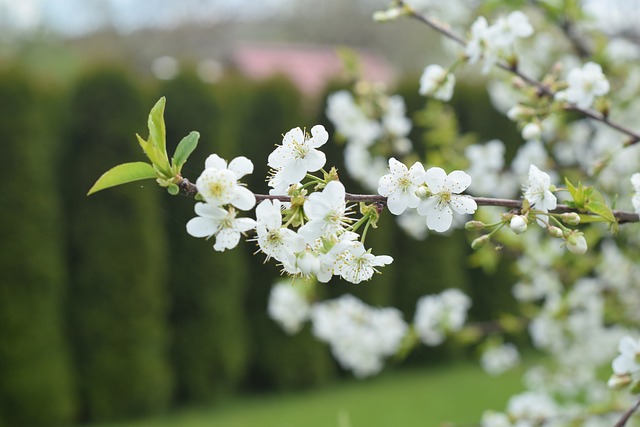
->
[92,362,525,427]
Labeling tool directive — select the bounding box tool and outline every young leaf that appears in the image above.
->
[172,131,200,173]
[87,162,157,195]
[148,97,168,157]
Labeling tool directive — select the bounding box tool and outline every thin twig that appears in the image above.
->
[614,397,640,427]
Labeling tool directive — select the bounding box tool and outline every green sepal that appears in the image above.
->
[171,131,200,174]
[167,184,180,195]
[87,162,157,195]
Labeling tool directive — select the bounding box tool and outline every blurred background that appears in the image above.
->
[0,1,524,426]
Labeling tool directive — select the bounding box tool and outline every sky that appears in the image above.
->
[1,0,639,37]
[0,0,291,36]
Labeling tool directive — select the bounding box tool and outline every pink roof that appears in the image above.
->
[231,44,396,97]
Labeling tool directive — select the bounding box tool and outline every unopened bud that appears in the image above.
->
[565,232,587,255]
[547,226,563,238]
[521,122,541,141]
[471,235,490,250]
[509,215,528,234]
[415,186,430,199]
[607,374,631,390]
[465,220,485,231]
[561,212,581,225]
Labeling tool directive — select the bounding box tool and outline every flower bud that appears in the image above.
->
[521,122,541,141]
[297,252,320,276]
[509,215,528,234]
[465,220,485,231]
[561,212,581,225]
[471,235,490,250]
[415,186,430,199]
[565,232,587,255]
[607,374,631,389]
[547,226,563,238]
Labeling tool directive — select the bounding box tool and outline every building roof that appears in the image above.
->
[230,43,396,97]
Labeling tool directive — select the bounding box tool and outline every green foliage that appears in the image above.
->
[63,68,172,421]
[0,69,77,426]
[159,71,250,402]
[87,162,157,195]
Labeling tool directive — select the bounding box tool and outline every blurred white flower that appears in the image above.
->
[611,335,640,376]
[480,343,520,376]
[310,294,407,378]
[555,62,610,109]
[414,289,471,346]
[268,282,310,335]
[631,173,640,214]
[419,64,456,101]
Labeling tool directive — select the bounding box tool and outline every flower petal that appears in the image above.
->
[425,167,447,192]
[228,156,254,179]
[186,217,219,238]
[449,195,477,214]
[446,170,472,193]
[213,228,241,251]
[231,186,256,210]
[426,203,453,232]
[204,154,227,170]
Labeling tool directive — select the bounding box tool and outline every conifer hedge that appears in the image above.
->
[63,68,172,421]
[0,69,77,426]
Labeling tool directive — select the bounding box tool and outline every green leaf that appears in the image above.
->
[87,162,157,195]
[565,177,585,209]
[171,131,200,173]
[148,97,167,157]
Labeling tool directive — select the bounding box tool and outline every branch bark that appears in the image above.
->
[177,178,640,223]
[614,398,640,427]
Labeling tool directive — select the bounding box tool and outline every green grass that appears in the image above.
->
[92,362,525,427]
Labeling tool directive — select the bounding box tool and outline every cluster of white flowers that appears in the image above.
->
[186,125,394,285]
[609,336,640,389]
[310,294,408,378]
[414,289,471,346]
[466,11,534,74]
[480,343,520,376]
[326,89,412,191]
[378,158,477,233]
[555,62,610,110]
[267,281,311,335]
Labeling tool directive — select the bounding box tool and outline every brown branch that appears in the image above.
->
[614,397,640,427]
[177,178,639,223]
[402,3,640,145]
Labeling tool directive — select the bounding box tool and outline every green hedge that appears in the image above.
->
[63,68,172,421]
[0,69,76,426]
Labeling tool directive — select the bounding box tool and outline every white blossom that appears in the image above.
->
[298,180,350,242]
[611,336,640,376]
[417,167,477,232]
[255,199,306,268]
[510,215,528,234]
[195,155,256,210]
[419,64,456,101]
[268,282,310,335]
[378,158,426,215]
[186,203,256,251]
[523,165,557,212]
[335,242,393,284]
[555,62,610,109]
[267,125,328,185]
[326,91,381,146]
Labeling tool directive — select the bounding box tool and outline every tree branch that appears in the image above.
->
[177,178,640,223]
[614,397,640,427]
[402,4,640,145]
